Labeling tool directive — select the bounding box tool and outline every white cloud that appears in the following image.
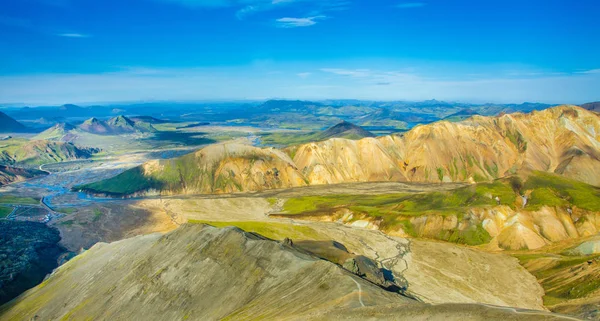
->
[275,15,325,27]
[579,69,600,74]
[154,0,349,21]
[56,33,90,38]
[396,2,425,9]
[320,68,372,77]
[297,72,311,78]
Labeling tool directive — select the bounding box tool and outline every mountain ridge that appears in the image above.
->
[77,105,600,196]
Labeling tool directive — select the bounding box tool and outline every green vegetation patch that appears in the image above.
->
[259,131,322,147]
[523,171,600,211]
[0,206,13,218]
[283,180,515,219]
[188,220,325,241]
[0,195,39,205]
[92,208,104,222]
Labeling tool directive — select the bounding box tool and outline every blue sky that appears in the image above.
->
[0,0,599,104]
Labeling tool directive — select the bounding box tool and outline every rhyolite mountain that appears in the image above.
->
[0,112,27,133]
[77,105,600,197]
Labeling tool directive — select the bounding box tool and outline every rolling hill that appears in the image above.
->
[580,101,600,112]
[34,123,76,141]
[0,112,26,133]
[0,138,99,167]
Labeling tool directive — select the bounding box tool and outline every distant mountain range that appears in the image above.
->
[1,100,556,128]
[36,115,157,139]
[580,101,600,112]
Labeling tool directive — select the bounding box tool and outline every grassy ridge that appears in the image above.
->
[514,252,600,306]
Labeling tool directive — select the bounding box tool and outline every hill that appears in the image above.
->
[76,143,306,196]
[0,165,47,186]
[319,121,375,140]
[34,123,76,141]
[0,112,26,133]
[78,116,156,135]
[580,101,600,112]
[0,224,569,320]
[0,138,99,167]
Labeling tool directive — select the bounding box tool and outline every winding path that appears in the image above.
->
[350,277,365,307]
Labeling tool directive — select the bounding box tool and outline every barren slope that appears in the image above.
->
[0,224,572,320]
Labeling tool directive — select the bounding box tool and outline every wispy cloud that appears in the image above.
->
[276,15,325,28]
[579,69,600,74]
[153,0,349,22]
[297,72,312,78]
[396,2,426,9]
[320,68,372,77]
[1,65,599,104]
[0,14,90,38]
[56,33,90,38]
